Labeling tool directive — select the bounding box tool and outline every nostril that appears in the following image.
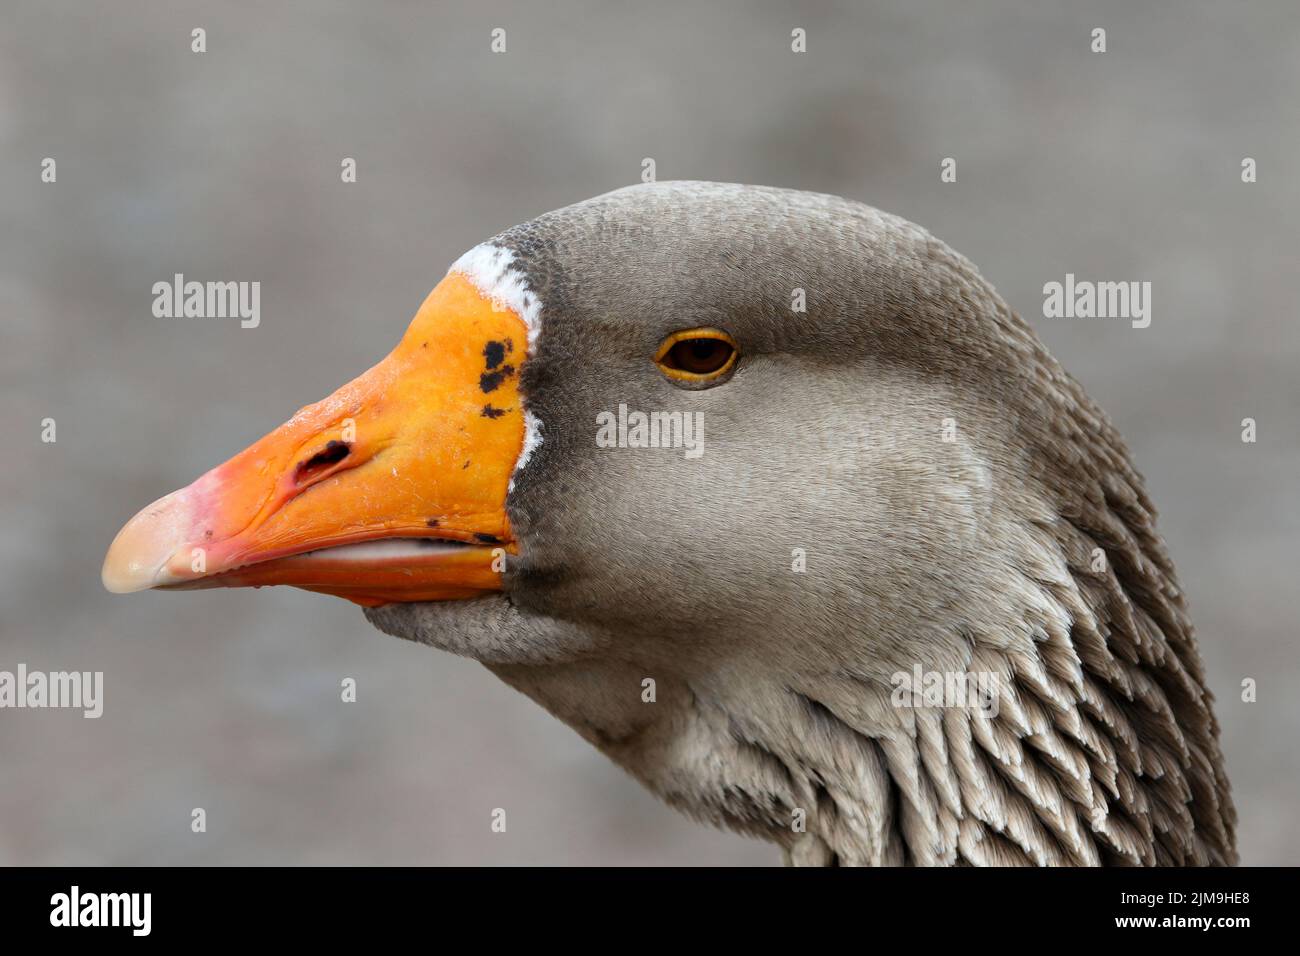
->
[294,440,351,486]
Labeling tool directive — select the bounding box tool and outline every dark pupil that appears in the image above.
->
[674,338,730,372]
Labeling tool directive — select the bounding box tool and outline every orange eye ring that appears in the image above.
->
[654,328,738,382]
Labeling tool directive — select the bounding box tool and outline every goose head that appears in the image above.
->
[103,181,1235,866]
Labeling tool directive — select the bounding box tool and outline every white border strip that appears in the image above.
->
[448,242,544,489]
[448,243,542,350]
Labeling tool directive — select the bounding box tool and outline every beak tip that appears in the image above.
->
[101,559,155,594]
[101,533,173,594]
[102,489,196,594]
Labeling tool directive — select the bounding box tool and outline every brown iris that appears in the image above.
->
[654,328,738,382]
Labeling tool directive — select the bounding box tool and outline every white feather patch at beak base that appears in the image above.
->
[449,241,545,485]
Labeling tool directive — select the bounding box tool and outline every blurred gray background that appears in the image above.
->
[2,0,1296,865]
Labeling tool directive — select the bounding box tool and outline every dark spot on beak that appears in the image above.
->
[425,518,440,528]
[484,340,506,370]
[479,364,516,393]
[481,404,508,419]
[474,533,501,544]
[462,460,471,469]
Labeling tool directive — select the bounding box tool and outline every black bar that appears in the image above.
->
[0,866,1282,941]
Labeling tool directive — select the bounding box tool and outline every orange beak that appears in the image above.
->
[102,272,530,607]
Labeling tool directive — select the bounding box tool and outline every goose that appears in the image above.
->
[102,181,1236,866]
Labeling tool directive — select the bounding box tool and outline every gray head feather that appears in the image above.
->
[367,181,1236,866]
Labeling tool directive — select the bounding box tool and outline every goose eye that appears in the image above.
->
[655,328,738,382]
